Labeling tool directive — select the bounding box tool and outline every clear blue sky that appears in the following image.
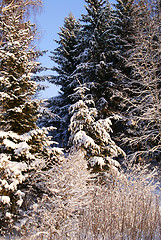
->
[36,0,115,98]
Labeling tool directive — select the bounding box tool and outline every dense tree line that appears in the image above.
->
[48,0,160,162]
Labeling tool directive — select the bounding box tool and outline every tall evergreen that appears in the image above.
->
[72,0,135,115]
[50,13,81,97]
[112,0,135,59]
[49,0,114,146]
[48,13,81,146]
[107,0,136,113]
[48,0,136,146]
[0,0,62,228]
[0,11,39,134]
[73,0,113,112]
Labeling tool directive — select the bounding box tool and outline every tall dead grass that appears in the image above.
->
[77,164,161,240]
[4,152,161,240]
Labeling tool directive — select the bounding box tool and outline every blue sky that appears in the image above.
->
[36,0,115,98]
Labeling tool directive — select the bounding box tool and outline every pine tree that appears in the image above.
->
[50,13,81,96]
[71,0,134,116]
[102,0,142,156]
[67,0,136,156]
[112,0,135,59]
[47,0,136,148]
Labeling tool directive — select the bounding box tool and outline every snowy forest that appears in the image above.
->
[0,0,161,239]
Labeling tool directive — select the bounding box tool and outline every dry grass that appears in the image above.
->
[77,166,161,240]
[2,152,161,240]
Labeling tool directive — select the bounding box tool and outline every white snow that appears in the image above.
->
[6,212,12,219]
[106,157,121,168]
[0,196,10,205]
[13,107,23,113]
[89,157,106,169]
[14,141,30,155]
[74,130,99,152]
[0,92,10,99]
[3,139,17,149]
[17,198,23,207]
[8,179,19,191]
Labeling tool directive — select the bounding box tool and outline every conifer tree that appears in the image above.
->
[71,0,133,116]
[68,85,125,174]
[50,13,81,96]
[48,13,81,146]
[0,12,39,134]
[73,0,113,110]
[46,1,113,147]
[48,0,136,147]
[105,0,136,114]
[112,0,135,60]
[0,0,62,230]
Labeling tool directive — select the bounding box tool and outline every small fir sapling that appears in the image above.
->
[68,85,125,174]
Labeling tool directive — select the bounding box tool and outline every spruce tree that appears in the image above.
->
[106,0,136,113]
[48,13,81,146]
[102,0,139,155]
[0,0,62,230]
[71,0,132,115]
[73,0,113,110]
[50,13,81,97]
[112,0,135,60]
[0,11,39,134]
[68,85,125,174]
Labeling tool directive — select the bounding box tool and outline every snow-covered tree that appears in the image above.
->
[0,0,63,232]
[68,0,134,118]
[47,0,136,147]
[68,86,125,173]
[94,0,136,123]
[0,9,40,134]
[50,13,81,95]
[48,13,81,146]
[73,0,114,109]
[0,153,27,231]
[0,127,63,232]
